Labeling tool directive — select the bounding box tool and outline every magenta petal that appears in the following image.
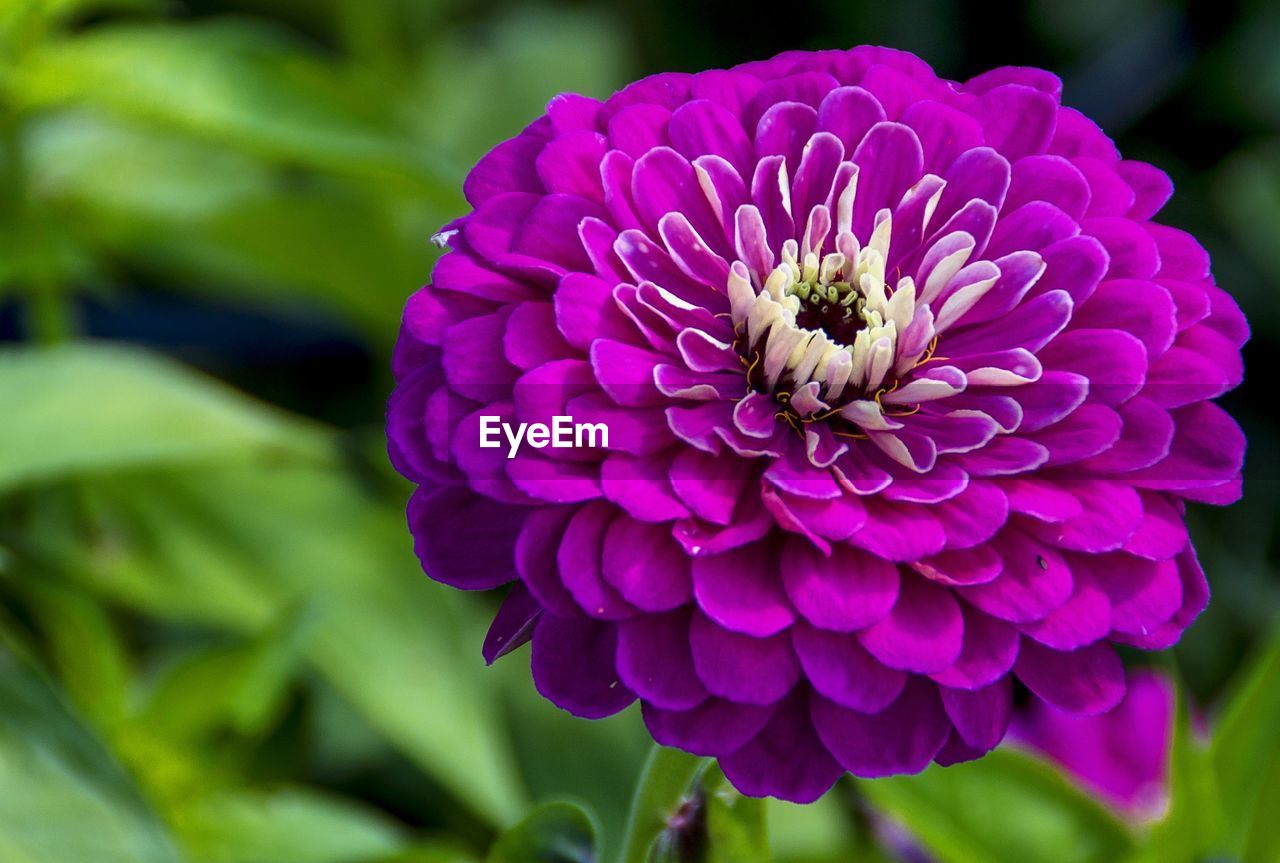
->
[693,544,796,637]
[859,574,963,674]
[781,539,899,631]
[1075,279,1172,353]
[669,99,753,175]
[691,68,762,117]
[1032,235,1108,306]
[642,697,775,758]
[606,103,671,157]
[504,302,574,370]
[632,146,724,243]
[555,273,635,350]
[926,480,1009,549]
[858,63,936,118]
[483,581,542,664]
[933,147,1010,228]
[1005,155,1091,219]
[602,517,692,612]
[508,455,602,504]
[812,678,951,777]
[900,99,984,173]
[915,545,1002,586]
[600,453,689,523]
[535,130,608,202]
[670,448,750,525]
[1049,107,1119,162]
[1087,554,1182,638]
[851,122,924,241]
[772,492,868,542]
[442,309,519,403]
[1032,480,1143,553]
[531,613,635,719]
[464,122,548,205]
[1078,396,1173,474]
[409,487,525,590]
[940,678,1013,750]
[1018,574,1111,650]
[748,70,839,126]
[755,101,819,172]
[959,530,1072,624]
[968,83,1057,160]
[1083,216,1160,280]
[956,437,1049,477]
[794,623,907,712]
[1001,477,1083,523]
[930,604,1020,690]
[1117,547,1208,649]
[1123,492,1188,561]
[720,690,844,803]
[1038,328,1147,407]
[557,502,637,620]
[816,85,886,156]
[616,608,709,710]
[1074,157,1135,217]
[590,339,666,407]
[517,506,580,616]
[1148,223,1210,280]
[1015,639,1125,716]
[934,732,988,767]
[689,611,800,705]
[547,93,602,134]
[964,66,1062,97]
[849,499,947,561]
[1129,402,1244,495]
[1117,160,1173,219]
[1033,404,1123,466]
[511,193,605,273]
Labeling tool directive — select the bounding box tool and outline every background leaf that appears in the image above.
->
[0,639,182,863]
[173,787,406,863]
[0,342,330,492]
[1210,623,1280,858]
[859,748,1136,863]
[485,801,598,863]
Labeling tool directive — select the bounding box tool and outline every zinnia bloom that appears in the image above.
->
[1015,669,1175,818]
[388,45,1246,803]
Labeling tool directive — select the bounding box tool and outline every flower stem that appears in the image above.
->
[617,746,710,863]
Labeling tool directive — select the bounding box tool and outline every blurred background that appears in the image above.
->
[0,0,1277,861]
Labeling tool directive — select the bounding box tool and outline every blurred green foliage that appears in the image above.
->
[0,0,1277,860]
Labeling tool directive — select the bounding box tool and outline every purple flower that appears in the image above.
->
[388,46,1246,803]
[1014,669,1175,818]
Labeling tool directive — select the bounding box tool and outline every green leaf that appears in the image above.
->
[617,746,708,863]
[13,20,458,196]
[20,579,130,729]
[766,796,857,863]
[1210,623,1280,858]
[1140,679,1225,863]
[44,462,528,826]
[136,602,313,745]
[486,801,599,863]
[859,748,1135,863]
[25,110,441,339]
[495,656,652,853]
[702,765,768,863]
[173,786,406,863]
[0,342,330,493]
[0,639,181,863]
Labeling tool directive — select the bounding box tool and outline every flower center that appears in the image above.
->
[727,212,923,421]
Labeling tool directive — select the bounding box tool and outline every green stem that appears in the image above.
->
[617,746,710,863]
